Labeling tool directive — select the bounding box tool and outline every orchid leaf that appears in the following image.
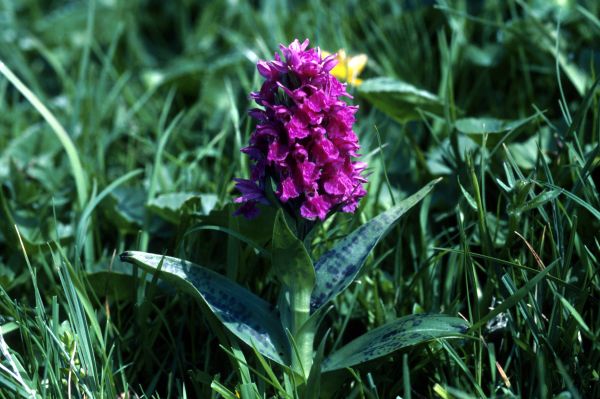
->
[322,314,468,372]
[120,251,289,365]
[272,210,315,292]
[304,330,330,398]
[310,178,441,312]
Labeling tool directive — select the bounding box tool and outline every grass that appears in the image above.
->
[0,0,599,397]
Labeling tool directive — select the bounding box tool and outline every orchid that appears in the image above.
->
[122,40,467,388]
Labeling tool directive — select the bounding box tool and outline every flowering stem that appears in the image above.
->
[289,285,313,379]
[272,210,316,380]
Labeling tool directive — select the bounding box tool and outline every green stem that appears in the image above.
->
[289,284,313,379]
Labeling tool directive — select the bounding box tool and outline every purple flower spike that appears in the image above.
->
[234,39,368,221]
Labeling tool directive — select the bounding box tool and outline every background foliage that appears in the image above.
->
[0,0,599,397]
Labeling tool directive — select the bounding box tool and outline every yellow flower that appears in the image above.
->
[322,49,368,86]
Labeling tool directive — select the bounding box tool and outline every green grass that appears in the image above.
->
[0,0,599,397]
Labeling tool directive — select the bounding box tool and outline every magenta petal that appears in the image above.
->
[341,200,359,213]
[323,172,352,195]
[267,141,289,164]
[299,38,310,50]
[305,91,328,113]
[286,114,310,140]
[322,53,338,72]
[279,177,300,202]
[292,143,308,163]
[297,161,320,189]
[313,136,339,164]
[257,60,281,80]
[300,194,330,221]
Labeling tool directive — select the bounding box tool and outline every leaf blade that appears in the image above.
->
[455,117,531,135]
[358,77,444,123]
[310,179,441,312]
[322,314,468,372]
[120,251,289,365]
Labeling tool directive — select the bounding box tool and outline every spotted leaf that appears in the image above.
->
[120,251,289,365]
[310,178,441,312]
[322,314,468,371]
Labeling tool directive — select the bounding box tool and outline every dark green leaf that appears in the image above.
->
[0,188,73,251]
[86,260,162,302]
[322,314,468,371]
[358,77,444,123]
[106,187,168,235]
[86,270,141,301]
[119,251,289,365]
[506,127,552,169]
[426,136,478,175]
[455,116,532,135]
[148,192,217,223]
[310,179,441,312]
[107,186,146,228]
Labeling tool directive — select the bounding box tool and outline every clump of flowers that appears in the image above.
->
[234,39,367,221]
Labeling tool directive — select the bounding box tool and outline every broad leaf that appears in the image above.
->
[107,187,146,229]
[86,260,164,302]
[106,187,167,235]
[0,125,62,182]
[455,116,535,145]
[322,314,468,371]
[455,117,530,134]
[0,188,73,252]
[358,77,444,123]
[426,136,478,175]
[87,270,154,301]
[120,251,289,365]
[148,192,218,223]
[506,127,551,169]
[310,179,441,312]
